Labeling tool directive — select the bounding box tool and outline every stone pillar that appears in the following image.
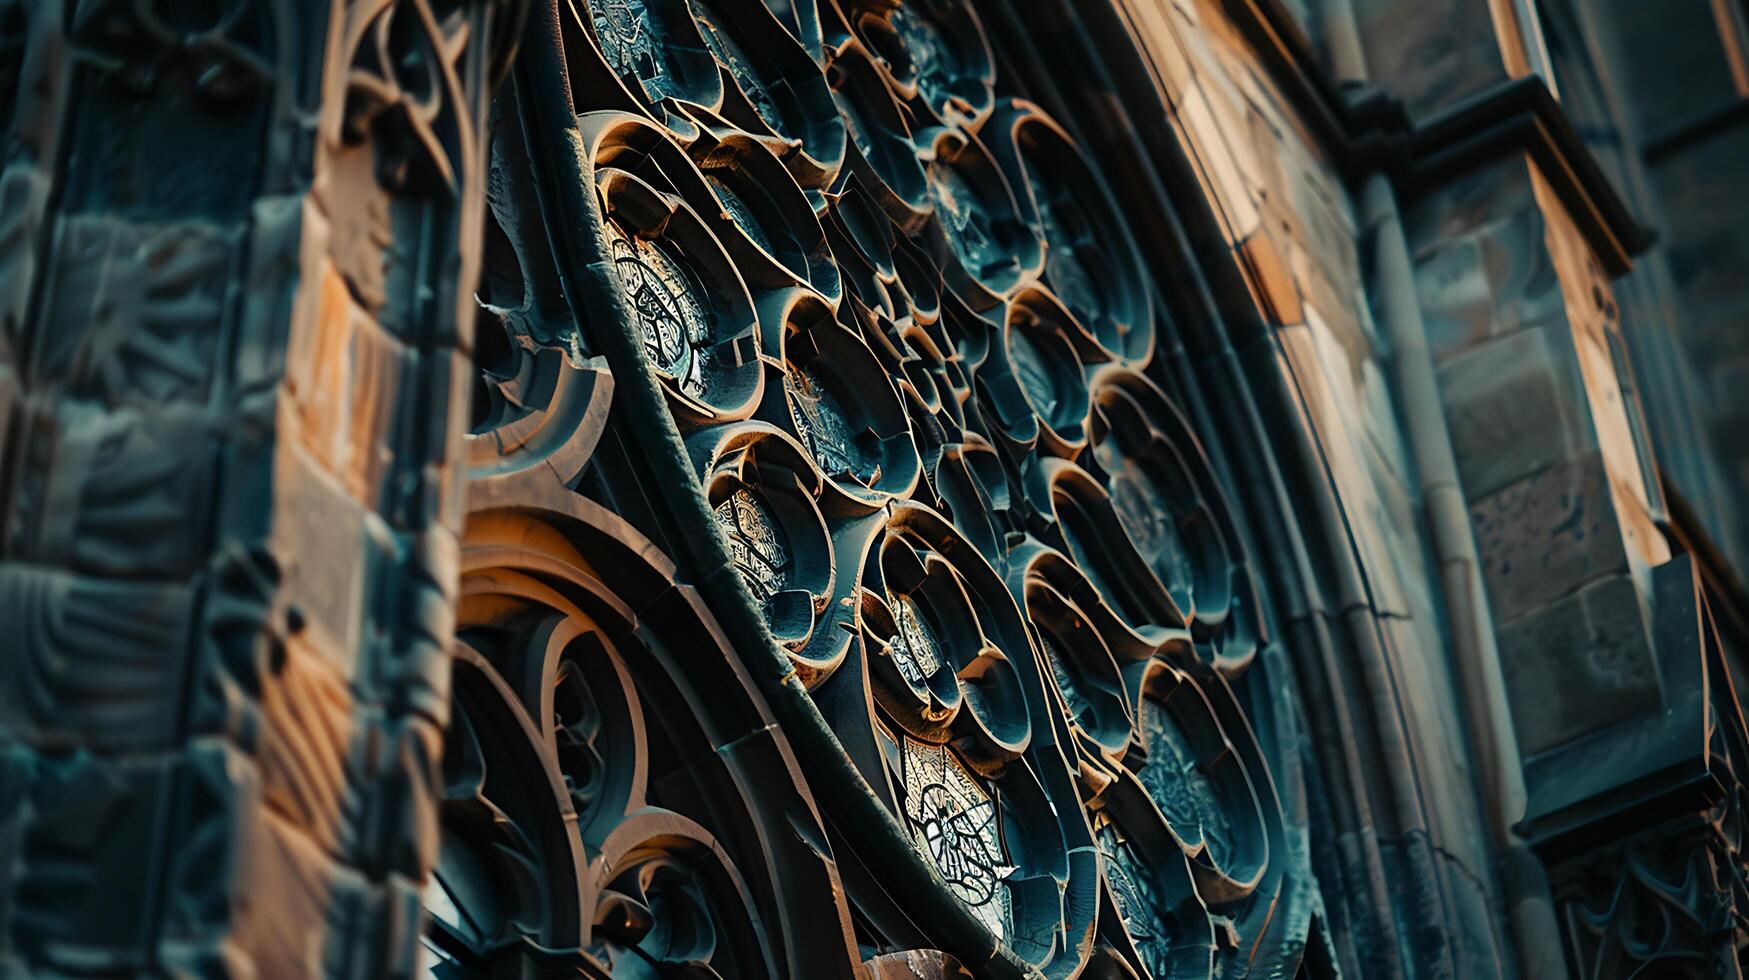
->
[1407,156,1669,760]
[0,2,509,974]
[1403,153,1729,973]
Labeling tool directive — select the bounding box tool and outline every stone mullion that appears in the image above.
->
[0,2,500,975]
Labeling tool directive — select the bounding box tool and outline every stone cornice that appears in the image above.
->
[1219,0,1650,275]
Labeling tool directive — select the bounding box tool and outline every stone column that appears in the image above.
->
[0,2,509,974]
[1406,156,1669,762]
[1403,153,1733,974]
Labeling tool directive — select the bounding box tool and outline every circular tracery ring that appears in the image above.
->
[444,2,1311,976]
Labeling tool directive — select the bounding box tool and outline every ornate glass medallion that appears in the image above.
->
[1039,630,1094,730]
[1107,460,1198,606]
[707,173,777,255]
[1095,814,1177,977]
[605,221,712,397]
[785,366,876,481]
[1034,184,1104,334]
[928,164,1002,281]
[888,591,943,686]
[714,487,791,606]
[897,737,1016,940]
[593,0,657,83]
[1007,320,1060,420]
[1139,697,1234,868]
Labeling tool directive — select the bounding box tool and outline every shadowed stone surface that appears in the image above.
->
[1497,572,1660,756]
[0,1,1746,978]
[1439,323,1596,502]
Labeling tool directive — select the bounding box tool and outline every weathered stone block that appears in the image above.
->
[1439,323,1596,501]
[1237,229,1303,326]
[1498,573,1660,757]
[0,566,200,753]
[1405,158,1538,253]
[273,441,367,675]
[9,749,182,970]
[1413,209,1566,363]
[41,399,214,580]
[1414,237,1493,358]
[1350,0,1511,118]
[1171,80,1260,240]
[1470,453,1628,624]
[30,215,234,405]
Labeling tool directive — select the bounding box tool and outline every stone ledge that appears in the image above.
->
[1215,0,1648,274]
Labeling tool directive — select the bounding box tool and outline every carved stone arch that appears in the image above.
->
[431,489,862,975]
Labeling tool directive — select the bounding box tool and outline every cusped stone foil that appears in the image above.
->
[892,235,946,329]
[1091,809,1218,979]
[918,124,1043,311]
[591,817,778,976]
[863,706,1087,970]
[1135,655,1278,903]
[1014,553,1147,759]
[865,504,1030,762]
[693,425,840,679]
[428,643,590,970]
[930,429,1013,560]
[1058,643,1287,977]
[837,0,996,131]
[1036,459,1186,637]
[468,173,617,493]
[1088,369,1262,669]
[573,0,725,136]
[467,315,615,491]
[986,101,1155,366]
[715,486,792,604]
[823,38,934,228]
[822,171,905,316]
[840,502,1102,971]
[863,525,983,740]
[685,0,847,188]
[603,221,713,388]
[761,290,922,505]
[584,114,765,424]
[994,286,1098,459]
[690,128,843,303]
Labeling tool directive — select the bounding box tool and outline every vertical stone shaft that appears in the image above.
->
[0,2,503,974]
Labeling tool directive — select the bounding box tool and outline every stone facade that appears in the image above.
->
[0,1,1743,978]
